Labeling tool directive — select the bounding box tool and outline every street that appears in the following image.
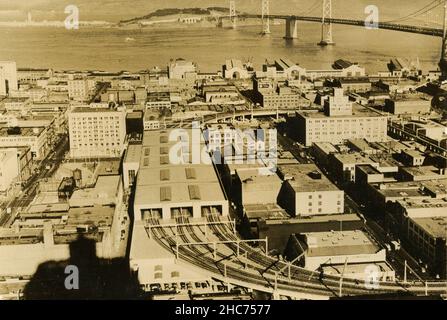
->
[0,134,69,227]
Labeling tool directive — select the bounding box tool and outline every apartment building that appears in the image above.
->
[68,107,126,158]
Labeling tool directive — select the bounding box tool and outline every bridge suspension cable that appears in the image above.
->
[384,0,443,24]
[299,0,321,16]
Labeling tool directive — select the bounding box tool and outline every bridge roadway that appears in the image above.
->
[147,215,447,299]
[222,14,443,37]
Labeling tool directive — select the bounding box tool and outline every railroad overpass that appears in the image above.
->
[145,215,447,299]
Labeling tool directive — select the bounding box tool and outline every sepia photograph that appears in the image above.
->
[0,0,446,307]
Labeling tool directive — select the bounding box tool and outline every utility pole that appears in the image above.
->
[339,258,348,297]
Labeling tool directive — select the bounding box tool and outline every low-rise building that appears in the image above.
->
[223,59,251,79]
[329,153,379,183]
[277,164,344,217]
[385,97,431,115]
[133,129,229,221]
[284,230,394,282]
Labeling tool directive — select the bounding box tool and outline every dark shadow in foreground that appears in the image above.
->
[23,235,141,300]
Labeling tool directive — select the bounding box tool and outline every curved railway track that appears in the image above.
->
[145,216,440,298]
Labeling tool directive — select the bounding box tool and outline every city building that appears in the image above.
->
[284,230,395,281]
[146,92,171,110]
[168,59,197,80]
[68,107,126,159]
[233,167,282,208]
[123,144,142,189]
[133,129,229,221]
[277,164,344,216]
[0,61,18,96]
[0,149,19,194]
[329,153,379,183]
[292,101,388,147]
[385,97,431,115]
[223,59,251,79]
[0,170,126,277]
[324,88,352,116]
[392,198,447,278]
[337,78,371,93]
[400,149,426,167]
[258,85,308,109]
[17,67,52,84]
[67,79,90,101]
[202,84,241,104]
[258,58,306,80]
[143,110,162,131]
[0,126,50,159]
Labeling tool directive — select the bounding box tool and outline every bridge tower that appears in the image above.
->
[261,0,271,35]
[318,0,335,46]
[229,0,237,29]
[440,0,447,79]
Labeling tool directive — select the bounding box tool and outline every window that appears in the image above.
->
[160,169,170,181]
[188,185,201,200]
[185,168,197,179]
[154,265,163,272]
[160,187,172,201]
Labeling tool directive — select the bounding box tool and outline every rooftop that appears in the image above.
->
[302,230,379,257]
[244,203,289,220]
[412,216,447,239]
[278,164,340,192]
[299,103,384,119]
[124,144,142,164]
[69,175,120,208]
[333,153,377,165]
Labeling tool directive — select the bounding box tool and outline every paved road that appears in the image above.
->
[0,135,69,227]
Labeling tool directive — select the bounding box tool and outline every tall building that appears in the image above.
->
[67,79,89,101]
[292,90,388,147]
[0,61,18,96]
[324,88,352,116]
[68,107,126,159]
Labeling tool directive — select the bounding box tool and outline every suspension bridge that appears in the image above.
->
[219,0,447,77]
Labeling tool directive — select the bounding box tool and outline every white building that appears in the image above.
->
[293,103,388,147]
[133,129,229,221]
[223,59,250,80]
[278,164,344,216]
[324,88,352,116]
[68,107,126,159]
[0,126,50,159]
[286,230,395,282]
[67,79,90,101]
[168,59,197,80]
[0,149,19,194]
[0,61,18,96]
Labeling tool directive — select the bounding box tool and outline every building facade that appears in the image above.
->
[68,107,126,159]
